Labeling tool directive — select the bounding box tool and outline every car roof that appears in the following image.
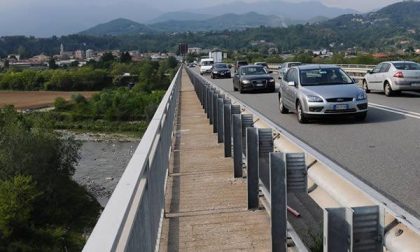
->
[240,65,265,69]
[295,64,340,70]
[382,61,418,64]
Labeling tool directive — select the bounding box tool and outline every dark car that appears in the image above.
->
[211,63,231,79]
[234,60,248,73]
[233,65,275,93]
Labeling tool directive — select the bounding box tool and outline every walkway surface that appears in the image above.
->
[158,71,271,251]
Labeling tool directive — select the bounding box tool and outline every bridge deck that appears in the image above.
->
[158,71,271,251]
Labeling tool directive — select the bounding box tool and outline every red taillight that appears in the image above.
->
[393,71,404,78]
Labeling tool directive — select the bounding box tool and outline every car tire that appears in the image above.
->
[211,74,214,79]
[296,101,308,123]
[239,85,244,94]
[279,95,289,114]
[384,82,394,97]
[233,84,238,91]
[355,111,367,121]
[362,80,370,93]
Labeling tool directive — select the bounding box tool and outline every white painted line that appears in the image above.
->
[369,103,420,120]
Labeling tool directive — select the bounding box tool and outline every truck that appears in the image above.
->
[209,50,223,63]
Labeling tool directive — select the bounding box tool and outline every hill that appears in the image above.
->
[79,18,154,36]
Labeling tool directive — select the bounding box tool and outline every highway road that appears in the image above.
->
[192,67,420,219]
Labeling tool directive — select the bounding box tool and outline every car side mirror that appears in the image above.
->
[366,70,372,74]
[269,70,273,74]
[353,78,358,83]
[278,76,282,79]
[288,81,296,87]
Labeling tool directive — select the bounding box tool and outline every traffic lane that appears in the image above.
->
[367,91,420,114]
[200,71,420,218]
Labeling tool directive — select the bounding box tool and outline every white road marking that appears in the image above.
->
[369,103,420,120]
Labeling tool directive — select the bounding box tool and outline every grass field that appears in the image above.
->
[0,91,97,110]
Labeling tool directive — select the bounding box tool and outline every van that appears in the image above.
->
[199,58,214,75]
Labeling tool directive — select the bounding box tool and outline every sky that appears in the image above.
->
[0,0,403,12]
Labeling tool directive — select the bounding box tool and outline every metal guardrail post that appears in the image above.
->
[241,115,253,155]
[213,91,219,133]
[324,206,383,252]
[217,97,224,143]
[246,127,259,209]
[270,152,287,252]
[208,88,214,122]
[204,84,209,115]
[285,153,307,193]
[258,128,273,193]
[232,114,242,178]
[225,104,240,158]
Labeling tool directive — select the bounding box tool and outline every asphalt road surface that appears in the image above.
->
[192,67,420,219]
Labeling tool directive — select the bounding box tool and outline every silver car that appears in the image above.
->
[279,62,302,79]
[363,61,420,96]
[278,65,368,123]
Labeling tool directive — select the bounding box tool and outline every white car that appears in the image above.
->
[199,58,214,75]
[363,61,420,96]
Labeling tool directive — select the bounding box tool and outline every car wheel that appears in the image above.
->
[239,85,244,94]
[296,101,308,123]
[211,74,214,79]
[362,80,370,93]
[355,112,367,121]
[233,84,238,91]
[279,95,289,114]
[384,82,393,97]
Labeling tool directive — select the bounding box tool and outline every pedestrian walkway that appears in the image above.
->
[158,70,271,251]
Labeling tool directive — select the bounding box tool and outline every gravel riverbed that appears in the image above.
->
[69,132,140,207]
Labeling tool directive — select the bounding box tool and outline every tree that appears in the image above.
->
[48,58,58,69]
[120,52,132,63]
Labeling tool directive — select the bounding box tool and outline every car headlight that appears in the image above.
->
[268,79,275,82]
[356,92,367,101]
[242,80,251,84]
[307,95,323,102]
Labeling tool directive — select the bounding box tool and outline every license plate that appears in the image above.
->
[220,73,224,75]
[334,104,348,110]
[411,83,420,87]
[256,83,264,87]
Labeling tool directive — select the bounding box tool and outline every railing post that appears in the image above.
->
[258,128,273,193]
[208,88,214,122]
[270,152,287,252]
[241,114,253,155]
[212,91,219,133]
[246,127,259,209]
[232,114,242,178]
[224,104,239,157]
[217,97,226,143]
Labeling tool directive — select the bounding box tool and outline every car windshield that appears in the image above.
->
[201,61,213,66]
[241,67,267,75]
[299,68,353,86]
[289,62,301,67]
[214,63,228,69]
[393,62,420,70]
[238,61,248,66]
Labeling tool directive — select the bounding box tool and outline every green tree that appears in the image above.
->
[48,58,58,69]
[120,52,132,63]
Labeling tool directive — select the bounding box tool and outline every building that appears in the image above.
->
[59,43,73,59]
[75,50,85,60]
[86,49,95,59]
[188,47,201,54]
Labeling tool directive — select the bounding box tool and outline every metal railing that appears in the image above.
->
[83,67,182,252]
[185,67,420,251]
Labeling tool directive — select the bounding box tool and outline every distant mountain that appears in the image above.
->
[150,12,291,32]
[148,12,215,23]
[188,0,357,20]
[79,18,154,36]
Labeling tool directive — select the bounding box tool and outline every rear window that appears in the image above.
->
[393,62,420,70]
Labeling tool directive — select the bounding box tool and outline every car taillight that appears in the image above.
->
[393,71,404,78]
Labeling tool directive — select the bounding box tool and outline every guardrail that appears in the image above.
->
[83,67,182,252]
[186,67,420,251]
